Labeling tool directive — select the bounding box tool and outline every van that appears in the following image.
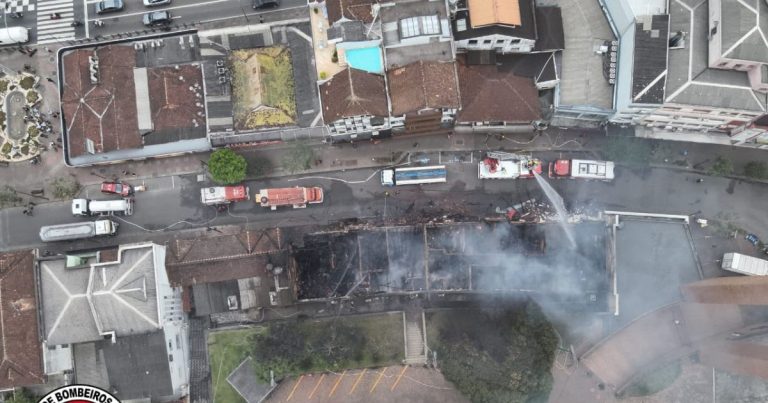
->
[0,27,29,44]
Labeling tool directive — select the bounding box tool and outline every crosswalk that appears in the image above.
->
[35,0,76,45]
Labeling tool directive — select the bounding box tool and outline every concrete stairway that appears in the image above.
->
[404,310,427,365]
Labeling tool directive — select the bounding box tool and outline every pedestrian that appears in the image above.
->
[121,170,129,175]
[22,209,29,216]
[131,172,137,177]
[46,77,55,83]
[28,201,36,206]
[259,15,264,24]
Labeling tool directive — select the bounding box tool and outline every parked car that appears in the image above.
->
[101,181,134,196]
[143,10,172,26]
[96,0,124,14]
[746,233,760,246]
[143,0,171,6]
[252,0,279,9]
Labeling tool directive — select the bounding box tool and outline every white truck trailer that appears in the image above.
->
[39,220,118,242]
[721,252,768,276]
[72,198,133,216]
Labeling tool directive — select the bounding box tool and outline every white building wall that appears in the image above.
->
[455,34,535,53]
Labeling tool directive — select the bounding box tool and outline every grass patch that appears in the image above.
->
[0,80,8,93]
[250,313,404,382]
[622,359,682,397]
[19,76,35,90]
[27,125,39,137]
[230,47,296,129]
[1,142,11,154]
[208,327,264,403]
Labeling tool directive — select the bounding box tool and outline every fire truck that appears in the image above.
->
[478,152,542,179]
[257,187,324,210]
[200,185,250,205]
[548,159,615,181]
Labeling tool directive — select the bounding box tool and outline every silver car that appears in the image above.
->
[143,0,171,6]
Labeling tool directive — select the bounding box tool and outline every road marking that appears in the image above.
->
[348,368,366,395]
[307,373,325,400]
[369,368,386,394]
[36,0,76,44]
[97,0,231,20]
[328,370,346,397]
[390,365,408,391]
[286,375,303,401]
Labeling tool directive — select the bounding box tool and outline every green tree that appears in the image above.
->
[744,161,768,179]
[709,156,733,176]
[433,303,558,403]
[208,149,247,184]
[281,142,315,174]
[6,388,37,403]
[50,176,81,199]
[0,185,21,208]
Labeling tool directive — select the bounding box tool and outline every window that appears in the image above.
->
[496,39,505,44]
[510,39,521,44]
[734,64,743,69]
[483,39,492,44]
[468,40,478,45]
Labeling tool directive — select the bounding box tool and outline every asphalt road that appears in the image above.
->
[2,157,767,253]
[0,0,307,46]
[83,0,308,40]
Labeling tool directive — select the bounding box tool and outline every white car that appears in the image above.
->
[144,0,171,6]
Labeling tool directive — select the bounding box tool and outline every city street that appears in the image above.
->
[2,154,767,254]
[0,0,308,45]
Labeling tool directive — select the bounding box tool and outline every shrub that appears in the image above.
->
[208,148,247,184]
[1,142,11,154]
[0,186,21,208]
[27,125,39,137]
[19,76,35,90]
[331,50,338,63]
[26,91,39,104]
[709,156,733,176]
[319,71,327,80]
[744,161,768,179]
[50,176,81,199]
[0,80,8,92]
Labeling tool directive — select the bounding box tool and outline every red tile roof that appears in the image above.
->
[456,55,541,123]
[326,0,378,24]
[61,46,142,157]
[0,251,44,388]
[387,61,460,116]
[320,68,388,122]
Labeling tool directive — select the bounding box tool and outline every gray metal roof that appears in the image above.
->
[100,330,173,400]
[665,0,768,112]
[40,244,165,345]
[720,0,768,64]
[631,15,669,104]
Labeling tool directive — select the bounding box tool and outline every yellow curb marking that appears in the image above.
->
[329,370,346,397]
[287,375,304,401]
[308,373,325,400]
[349,368,367,395]
[391,365,408,391]
[370,367,387,394]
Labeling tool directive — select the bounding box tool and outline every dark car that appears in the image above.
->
[252,0,279,9]
[143,10,172,26]
[101,182,134,197]
[746,233,760,246]
[96,0,124,14]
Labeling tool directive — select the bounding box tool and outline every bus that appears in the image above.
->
[381,165,447,186]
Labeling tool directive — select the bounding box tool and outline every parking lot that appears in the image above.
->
[265,365,468,403]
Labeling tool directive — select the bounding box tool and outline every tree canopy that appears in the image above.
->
[432,302,558,403]
[208,149,247,184]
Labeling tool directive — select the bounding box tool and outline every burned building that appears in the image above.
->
[291,221,609,310]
